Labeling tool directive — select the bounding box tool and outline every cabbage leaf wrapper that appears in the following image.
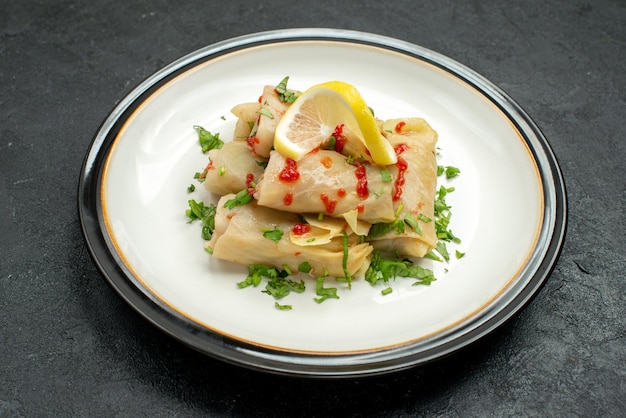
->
[369,118,438,258]
[208,194,373,278]
[255,150,396,224]
[247,85,294,158]
[203,141,266,196]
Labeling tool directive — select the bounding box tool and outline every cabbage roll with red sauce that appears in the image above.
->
[203,141,266,196]
[246,85,294,158]
[368,118,438,258]
[207,194,373,277]
[254,150,397,224]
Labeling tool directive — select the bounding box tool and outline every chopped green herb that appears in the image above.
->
[275,76,299,104]
[275,302,293,310]
[435,211,460,243]
[327,136,337,151]
[435,241,450,261]
[368,211,425,239]
[404,213,422,236]
[368,219,405,238]
[345,155,368,166]
[261,226,284,243]
[437,165,445,176]
[224,188,253,209]
[194,125,224,153]
[445,166,461,179]
[218,166,226,176]
[417,213,432,223]
[194,167,208,183]
[380,169,393,182]
[255,160,268,169]
[298,261,312,274]
[187,184,195,193]
[394,203,405,218]
[314,274,339,303]
[365,251,436,287]
[282,264,293,275]
[257,107,274,119]
[455,250,465,259]
[236,274,260,289]
[382,287,393,296]
[263,276,305,299]
[238,264,287,289]
[424,251,442,262]
[434,186,453,214]
[186,199,217,240]
[433,185,460,245]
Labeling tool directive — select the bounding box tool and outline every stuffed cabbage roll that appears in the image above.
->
[368,118,438,257]
[208,194,373,278]
[254,150,397,224]
[231,102,260,140]
[246,85,294,158]
[203,141,266,196]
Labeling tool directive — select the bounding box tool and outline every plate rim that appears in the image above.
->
[77,28,567,378]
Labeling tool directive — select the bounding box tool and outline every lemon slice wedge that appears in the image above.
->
[274,81,397,165]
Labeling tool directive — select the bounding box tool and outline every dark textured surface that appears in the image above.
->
[1,0,625,416]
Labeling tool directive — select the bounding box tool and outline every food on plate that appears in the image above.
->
[208,195,373,278]
[255,149,397,224]
[187,77,460,307]
[202,141,266,196]
[368,118,439,258]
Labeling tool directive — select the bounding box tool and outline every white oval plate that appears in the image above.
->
[79,29,566,377]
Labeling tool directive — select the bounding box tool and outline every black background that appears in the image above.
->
[1,0,625,416]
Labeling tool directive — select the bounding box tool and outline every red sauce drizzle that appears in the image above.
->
[394,143,409,155]
[395,121,406,133]
[320,156,333,168]
[337,188,346,198]
[332,124,347,153]
[356,203,365,213]
[278,158,300,183]
[292,223,311,236]
[246,135,260,153]
[258,95,263,103]
[283,191,293,206]
[320,194,337,214]
[245,173,255,189]
[355,165,369,199]
[392,144,410,202]
[393,158,408,201]
[197,161,213,181]
[246,173,256,197]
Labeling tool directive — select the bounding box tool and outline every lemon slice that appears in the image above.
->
[274,81,397,165]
